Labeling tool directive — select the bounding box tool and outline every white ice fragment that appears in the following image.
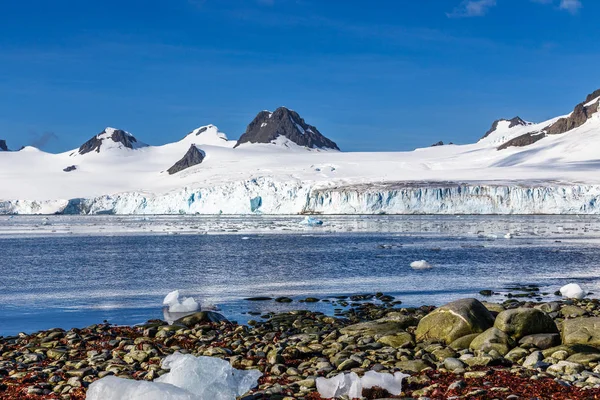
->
[560,283,586,299]
[300,216,323,226]
[361,371,410,396]
[316,371,409,398]
[316,372,362,399]
[163,290,200,313]
[157,353,262,399]
[86,376,196,400]
[504,232,513,239]
[410,260,432,270]
[86,353,262,400]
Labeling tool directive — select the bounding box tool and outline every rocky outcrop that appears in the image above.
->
[167,145,205,175]
[415,298,495,344]
[482,117,528,139]
[63,165,77,172]
[497,131,546,150]
[0,140,8,151]
[79,128,142,155]
[235,107,340,150]
[545,90,600,135]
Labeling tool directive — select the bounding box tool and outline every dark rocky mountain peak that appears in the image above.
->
[234,107,340,150]
[481,116,528,140]
[168,145,206,175]
[585,89,600,104]
[0,140,8,152]
[78,128,145,155]
[545,89,600,136]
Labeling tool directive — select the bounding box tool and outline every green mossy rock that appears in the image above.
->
[415,298,494,344]
[470,327,515,356]
[562,317,600,347]
[494,307,558,340]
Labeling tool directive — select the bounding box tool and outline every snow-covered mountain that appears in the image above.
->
[235,107,340,150]
[76,127,148,155]
[2,95,600,215]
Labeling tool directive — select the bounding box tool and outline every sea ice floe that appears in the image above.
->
[86,353,262,400]
[560,283,586,299]
[300,216,323,226]
[316,371,410,398]
[163,290,200,313]
[410,260,433,270]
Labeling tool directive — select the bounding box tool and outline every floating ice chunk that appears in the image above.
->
[504,232,513,239]
[361,371,410,396]
[300,216,323,226]
[86,353,262,400]
[410,260,432,270]
[86,376,196,400]
[560,283,586,300]
[316,372,362,399]
[316,371,410,398]
[163,290,200,313]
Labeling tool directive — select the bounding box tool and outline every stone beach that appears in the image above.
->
[3,293,600,399]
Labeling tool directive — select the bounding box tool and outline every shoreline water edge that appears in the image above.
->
[2,293,600,399]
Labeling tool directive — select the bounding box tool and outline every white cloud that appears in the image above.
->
[530,0,583,13]
[559,0,582,13]
[447,0,497,18]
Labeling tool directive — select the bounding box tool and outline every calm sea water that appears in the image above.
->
[1,215,599,336]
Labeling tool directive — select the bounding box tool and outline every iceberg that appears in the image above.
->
[163,290,200,313]
[300,216,323,226]
[86,353,262,400]
[410,260,433,270]
[316,371,410,398]
[560,283,586,299]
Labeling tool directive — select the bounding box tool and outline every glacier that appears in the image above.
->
[2,179,600,215]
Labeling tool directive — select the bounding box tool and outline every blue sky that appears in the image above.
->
[0,0,597,152]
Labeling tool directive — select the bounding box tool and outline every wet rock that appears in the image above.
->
[174,311,229,327]
[374,334,411,349]
[340,320,408,338]
[562,317,600,347]
[494,308,558,340]
[523,351,545,369]
[415,299,494,344]
[519,333,561,350]
[547,361,585,375]
[470,327,515,356]
[449,333,480,350]
[443,357,466,372]
[395,359,432,373]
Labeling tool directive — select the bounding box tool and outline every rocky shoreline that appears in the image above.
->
[2,295,600,399]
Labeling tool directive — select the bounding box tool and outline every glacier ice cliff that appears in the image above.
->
[2,179,600,215]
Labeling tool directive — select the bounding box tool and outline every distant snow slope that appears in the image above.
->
[1,94,600,215]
